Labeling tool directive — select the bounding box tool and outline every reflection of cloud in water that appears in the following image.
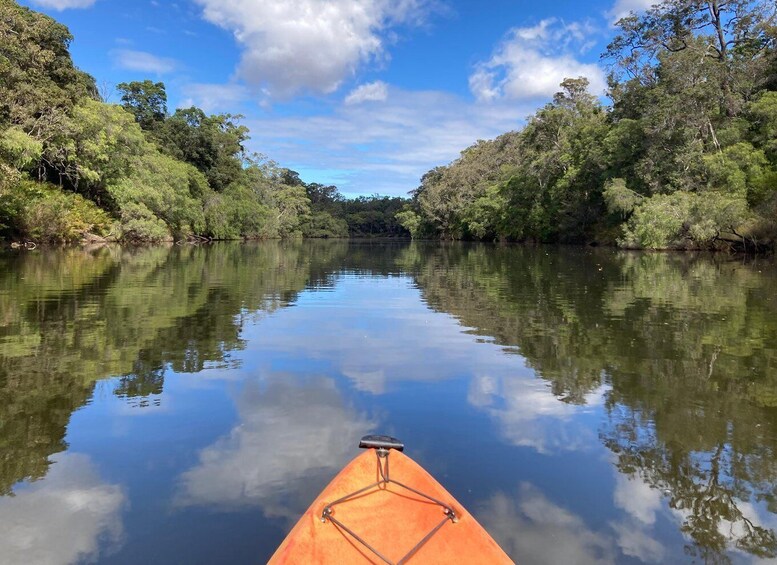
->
[246,277,530,391]
[248,278,606,455]
[610,520,665,563]
[0,453,125,565]
[342,368,386,395]
[671,495,777,562]
[610,471,666,562]
[478,483,615,565]
[612,466,777,562]
[613,471,663,526]
[469,374,606,454]
[175,378,374,521]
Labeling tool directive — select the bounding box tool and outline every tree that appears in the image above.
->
[0,0,97,132]
[158,107,249,191]
[117,80,167,131]
[605,0,776,113]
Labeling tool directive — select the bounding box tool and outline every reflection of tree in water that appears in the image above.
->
[408,243,777,561]
[0,242,351,494]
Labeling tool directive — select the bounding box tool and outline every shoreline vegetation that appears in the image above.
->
[0,1,409,246]
[396,1,777,252]
[1,1,776,252]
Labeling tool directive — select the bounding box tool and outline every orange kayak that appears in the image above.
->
[269,435,513,564]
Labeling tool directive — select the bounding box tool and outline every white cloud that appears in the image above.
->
[613,471,663,525]
[0,453,125,565]
[610,520,665,562]
[469,18,606,102]
[345,81,389,105]
[478,484,616,565]
[111,49,177,74]
[242,87,532,196]
[238,276,532,392]
[178,83,251,113]
[609,0,656,23]
[29,0,96,10]
[610,471,666,562]
[175,378,374,521]
[193,0,432,98]
[468,373,607,454]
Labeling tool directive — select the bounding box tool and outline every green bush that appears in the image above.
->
[302,210,349,238]
[204,184,274,239]
[0,128,42,169]
[118,202,171,242]
[21,184,114,242]
[621,191,748,249]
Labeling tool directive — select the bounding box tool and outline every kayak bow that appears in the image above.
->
[269,435,512,564]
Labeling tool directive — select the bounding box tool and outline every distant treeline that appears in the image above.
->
[397,0,777,251]
[0,0,408,243]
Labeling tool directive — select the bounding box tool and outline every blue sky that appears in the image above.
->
[21,0,653,197]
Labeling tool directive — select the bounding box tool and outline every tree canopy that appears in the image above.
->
[400,0,777,250]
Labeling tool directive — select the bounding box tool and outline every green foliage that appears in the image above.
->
[396,208,423,238]
[302,210,349,238]
[603,178,642,216]
[748,92,777,163]
[406,0,777,250]
[0,127,41,169]
[621,191,748,249]
[267,184,311,238]
[157,107,249,192]
[205,183,274,240]
[343,196,409,237]
[108,150,207,240]
[22,185,114,242]
[117,80,167,131]
[463,183,508,240]
[0,0,96,130]
[0,2,419,243]
[0,175,112,241]
[117,202,171,242]
[63,99,146,190]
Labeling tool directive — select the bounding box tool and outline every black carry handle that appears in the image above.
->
[359,434,404,452]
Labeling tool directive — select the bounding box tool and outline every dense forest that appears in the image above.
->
[398,0,777,250]
[0,0,408,243]
[2,0,776,249]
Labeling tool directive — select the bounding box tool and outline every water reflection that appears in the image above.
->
[0,242,776,563]
[176,377,373,522]
[408,244,777,562]
[0,453,125,565]
[468,373,606,454]
[0,243,324,495]
[479,483,616,564]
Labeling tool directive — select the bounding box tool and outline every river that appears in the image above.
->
[1,241,776,564]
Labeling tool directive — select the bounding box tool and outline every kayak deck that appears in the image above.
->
[269,441,512,564]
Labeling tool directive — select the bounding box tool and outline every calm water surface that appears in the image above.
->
[1,241,776,564]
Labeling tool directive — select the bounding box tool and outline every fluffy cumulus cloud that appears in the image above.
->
[29,0,96,10]
[194,0,431,98]
[0,453,125,565]
[345,80,389,105]
[469,18,606,102]
[111,49,177,74]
